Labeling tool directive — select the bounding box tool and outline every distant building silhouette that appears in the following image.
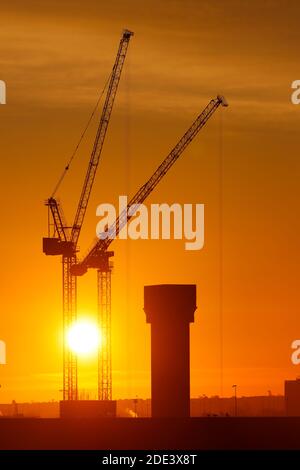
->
[285,378,300,416]
[60,400,116,418]
[144,284,197,418]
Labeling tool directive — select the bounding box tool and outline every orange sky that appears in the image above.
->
[0,0,300,403]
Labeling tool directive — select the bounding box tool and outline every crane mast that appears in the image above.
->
[43,29,133,401]
[71,95,228,401]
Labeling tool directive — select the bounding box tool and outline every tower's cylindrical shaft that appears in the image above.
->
[144,284,197,418]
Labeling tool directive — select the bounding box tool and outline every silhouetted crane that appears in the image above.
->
[43,30,134,401]
[71,95,228,401]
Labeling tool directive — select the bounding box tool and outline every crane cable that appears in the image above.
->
[219,106,224,397]
[50,71,112,198]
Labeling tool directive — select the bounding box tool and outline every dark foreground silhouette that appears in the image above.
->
[0,417,300,450]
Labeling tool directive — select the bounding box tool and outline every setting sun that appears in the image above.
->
[67,320,100,356]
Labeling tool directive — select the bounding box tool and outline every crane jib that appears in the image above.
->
[71,94,228,275]
[70,30,134,246]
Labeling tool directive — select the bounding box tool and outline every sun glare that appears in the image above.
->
[67,320,100,356]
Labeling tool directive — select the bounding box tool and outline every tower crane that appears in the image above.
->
[71,95,228,401]
[43,29,134,401]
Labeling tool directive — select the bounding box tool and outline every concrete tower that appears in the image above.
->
[144,284,197,418]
